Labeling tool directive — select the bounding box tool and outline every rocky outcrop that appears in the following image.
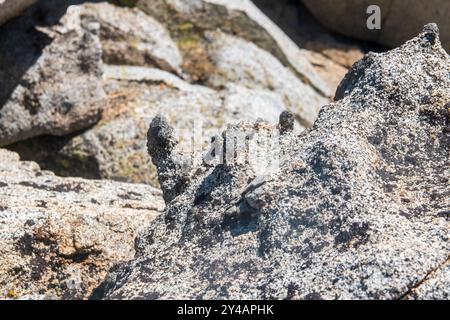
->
[9,64,292,187]
[7,1,327,186]
[94,25,449,300]
[0,149,164,299]
[0,0,37,26]
[137,0,334,97]
[301,0,450,51]
[0,3,106,146]
[80,2,183,74]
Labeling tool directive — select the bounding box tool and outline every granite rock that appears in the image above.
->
[95,25,450,300]
[137,0,334,97]
[0,149,164,299]
[79,2,182,74]
[11,66,287,187]
[0,3,106,146]
[7,1,327,186]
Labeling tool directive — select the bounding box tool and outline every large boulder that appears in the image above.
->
[0,3,106,147]
[136,0,334,97]
[301,0,450,51]
[94,25,449,299]
[8,2,328,186]
[80,2,183,74]
[9,64,290,187]
[205,31,326,127]
[0,149,164,299]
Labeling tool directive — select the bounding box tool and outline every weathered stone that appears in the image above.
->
[80,2,182,74]
[136,0,334,97]
[95,25,450,300]
[6,1,326,185]
[0,3,106,146]
[10,66,287,187]
[0,0,37,26]
[301,0,450,51]
[0,149,164,300]
[404,260,450,300]
[205,31,327,127]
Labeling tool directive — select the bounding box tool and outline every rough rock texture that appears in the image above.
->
[8,1,326,186]
[10,65,288,187]
[137,0,334,97]
[80,2,182,74]
[301,0,450,51]
[0,0,38,26]
[0,149,164,299]
[0,3,106,146]
[95,26,449,300]
[405,260,450,300]
[206,31,327,127]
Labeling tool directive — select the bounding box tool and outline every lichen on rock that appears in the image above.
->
[5,1,324,187]
[94,25,449,300]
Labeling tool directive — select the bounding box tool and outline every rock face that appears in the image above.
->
[137,0,334,97]
[301,0,450,51]
[7,1,327,186]
[9,64,290,187]
[80,2,183,74]
[205,31,326,127]
[0,0,38,26]
[94,25,449,300]
[405,260,449,300]
[0,149,164,299]
[0,3,106,146]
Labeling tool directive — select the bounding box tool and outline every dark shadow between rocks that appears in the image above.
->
[6,131,101,180]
